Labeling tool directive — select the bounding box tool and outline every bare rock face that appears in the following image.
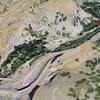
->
[0,93,13,100]
[0,0,100,100]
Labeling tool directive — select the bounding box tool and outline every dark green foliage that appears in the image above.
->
[81,2,100,18]
[0,23,50,77]
[68,78,94,99]
[68,87,78,98]
[60,71,70,77]
[0,39,48,77]
[82,20,100,32]
[95,85,100,97]
[96,69,100,73]
[68,56,100,99]
[25,24,49,38]
[54,27,100,52]
[75,78,87,87]
[85,57,100,71]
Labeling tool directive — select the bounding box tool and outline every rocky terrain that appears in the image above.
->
[0,0,100,100]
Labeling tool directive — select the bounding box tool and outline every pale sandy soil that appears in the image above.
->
[33,33,100,100]
[61,41,95,69]
[0,0,76,47]
[0,0,99,100]
[0,0,33,49]
[33,72,91,100]
[44,0,76,16]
